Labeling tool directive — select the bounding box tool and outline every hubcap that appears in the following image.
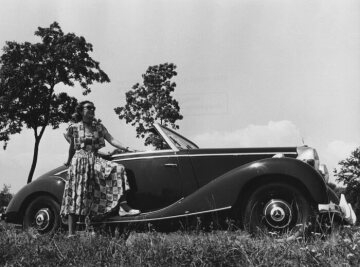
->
[34,208,51,231]
[263,199,292,229]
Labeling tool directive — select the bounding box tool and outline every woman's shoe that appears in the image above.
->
[119,202,140,216]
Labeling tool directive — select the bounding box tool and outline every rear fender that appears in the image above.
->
[177,157,329,213]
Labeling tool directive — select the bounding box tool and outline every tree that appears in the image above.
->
[334,147,360,222]
[0,184,12,208]
[0,22,110,183]
[114,63,183,149]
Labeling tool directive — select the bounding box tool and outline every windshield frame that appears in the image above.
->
[154,123,199,151]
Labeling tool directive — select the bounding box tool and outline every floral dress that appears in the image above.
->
[60,121,130,218]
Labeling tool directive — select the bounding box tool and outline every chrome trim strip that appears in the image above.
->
[89,206,232,224]
[113,152,297,162]
[112,149,174,158]
[188,152,297,157]
[54,170,67,176]
[57,177,66,182]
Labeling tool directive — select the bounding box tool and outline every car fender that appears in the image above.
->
[5,176,65,224]
[183,157,328,213]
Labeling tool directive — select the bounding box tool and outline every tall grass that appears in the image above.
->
[1,222,359,266]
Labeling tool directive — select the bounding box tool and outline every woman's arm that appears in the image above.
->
[64,130,75,166]
[65,138,75,166]
[104,131,130,151]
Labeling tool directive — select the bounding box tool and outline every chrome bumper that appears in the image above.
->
[318,194,357,225]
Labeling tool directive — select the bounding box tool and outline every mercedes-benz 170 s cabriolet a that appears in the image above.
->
[3,123,356,234]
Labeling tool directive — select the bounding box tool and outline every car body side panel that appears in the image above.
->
[176,155,199,196]
[98,157,329,223]
[114,154,183,212]
[187,148,297,187]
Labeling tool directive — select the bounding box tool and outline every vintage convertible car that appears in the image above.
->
[3,123,357,234]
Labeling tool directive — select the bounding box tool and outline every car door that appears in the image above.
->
[114,151,183,212]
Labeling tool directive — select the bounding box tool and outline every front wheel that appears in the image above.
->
[242,183,314,235]
[23,195,61,235]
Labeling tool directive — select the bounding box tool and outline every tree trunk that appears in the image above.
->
[26,94,51,184]
[27,136,41,184]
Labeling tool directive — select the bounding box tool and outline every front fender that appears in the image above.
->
[5,176,65,224]
[173,157,329,214]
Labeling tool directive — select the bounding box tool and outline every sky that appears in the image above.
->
[0,0,359,193]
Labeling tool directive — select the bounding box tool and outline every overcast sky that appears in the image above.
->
[1,0,359,193]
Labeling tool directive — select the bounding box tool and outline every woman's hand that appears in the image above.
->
[123,147,138,153]
[64,162,70,167]
[109,147,134,154]
[116,147,131,153]
[103,130,133,152]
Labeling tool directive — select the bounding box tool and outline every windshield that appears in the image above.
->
[156,124,198,150]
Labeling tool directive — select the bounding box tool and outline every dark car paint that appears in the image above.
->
[115,151,183,211]
[5,145,329,226]
[187,156,329,212]
[185,147,298,187]
[102,156,329,223]
[108,147,299,212]
[5,172,65,224]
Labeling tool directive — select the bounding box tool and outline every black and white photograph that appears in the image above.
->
[1,0,359,266]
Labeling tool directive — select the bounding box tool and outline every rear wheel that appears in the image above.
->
[242,183,314,236]
[23,195,61,235]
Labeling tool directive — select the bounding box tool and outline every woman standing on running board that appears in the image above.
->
[60,100,140,237]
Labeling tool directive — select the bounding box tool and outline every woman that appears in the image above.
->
[60,100,140,237]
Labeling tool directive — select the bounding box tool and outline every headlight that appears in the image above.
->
[319,164,329,183]
[296,146,320,170]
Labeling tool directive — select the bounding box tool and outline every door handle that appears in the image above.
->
[164,163,178,168]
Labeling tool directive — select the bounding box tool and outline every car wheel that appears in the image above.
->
[23,195,61,235]
[242,183,314,236]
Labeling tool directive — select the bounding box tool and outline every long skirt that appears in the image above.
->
[60,150,130,217]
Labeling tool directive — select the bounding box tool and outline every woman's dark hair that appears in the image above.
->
[71,100,94,122]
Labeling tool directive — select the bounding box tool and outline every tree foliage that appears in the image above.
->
[334,147,360,221]
[0,184,12,209]
[114,63,183,148]
[0,22,110,183]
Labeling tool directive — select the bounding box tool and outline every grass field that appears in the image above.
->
[1,221,360,266]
